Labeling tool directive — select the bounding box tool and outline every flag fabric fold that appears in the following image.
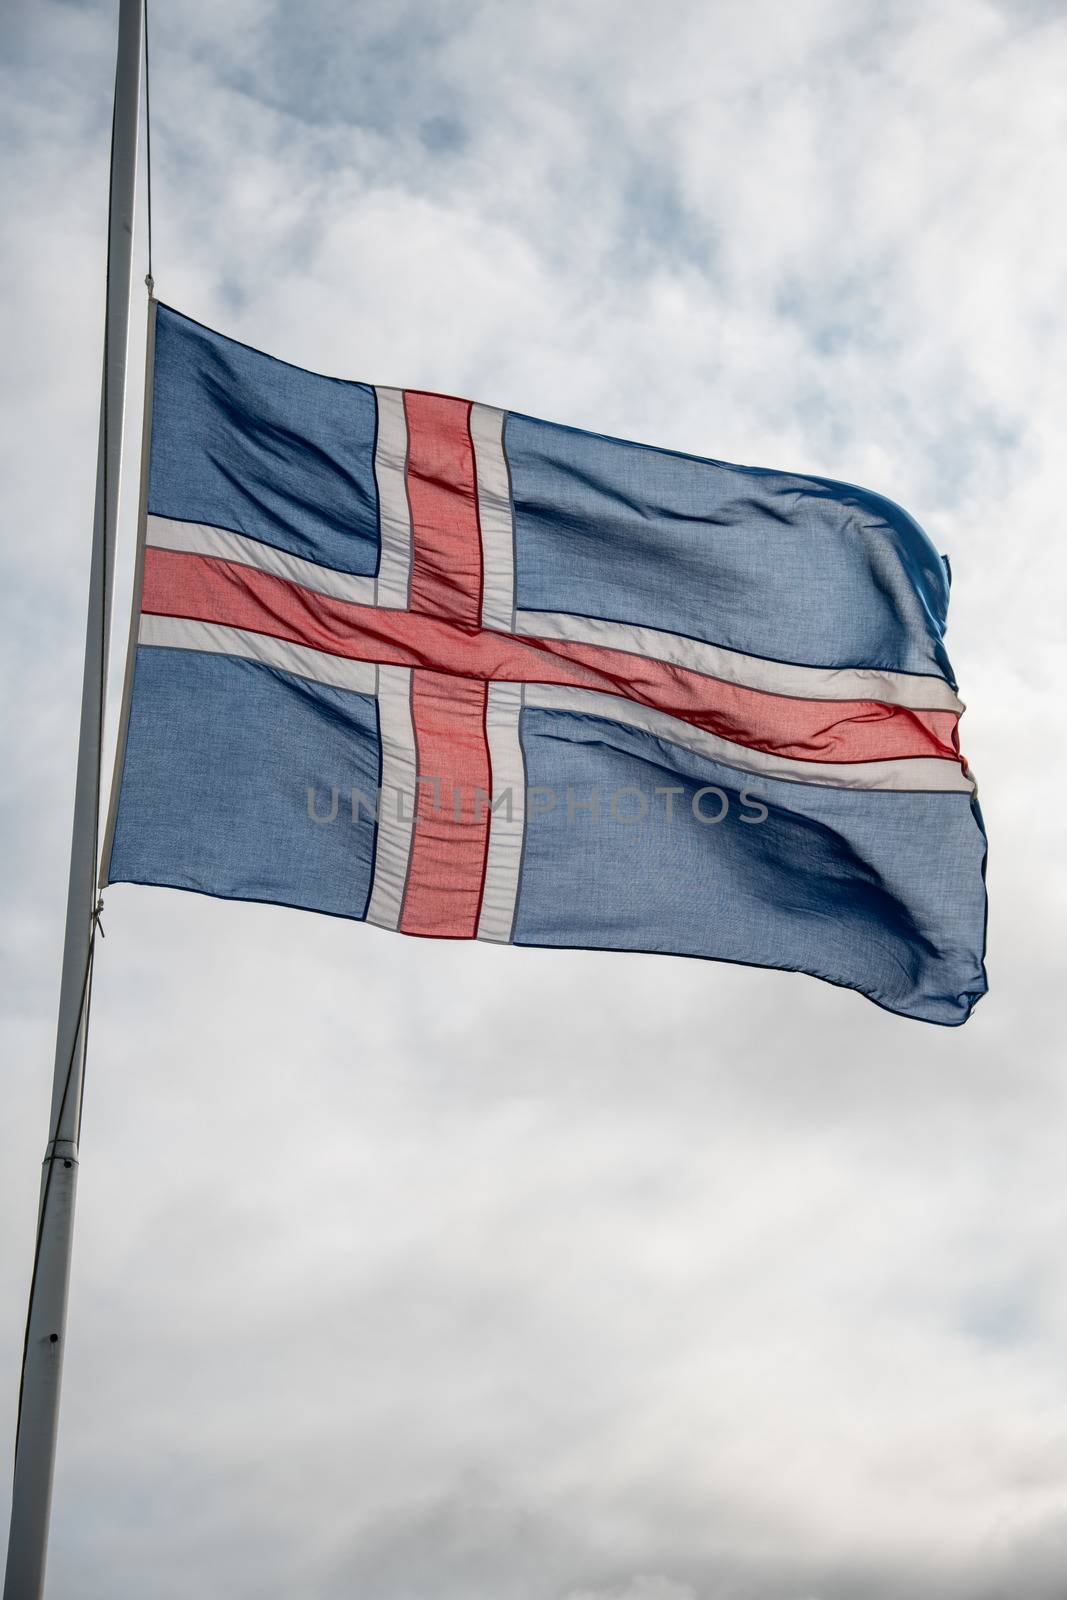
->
[104,303,988,1024]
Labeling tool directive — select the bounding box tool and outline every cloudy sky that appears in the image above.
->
[3,0,1067,1594]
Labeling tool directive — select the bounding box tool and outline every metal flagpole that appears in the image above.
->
[3,2,143,1594]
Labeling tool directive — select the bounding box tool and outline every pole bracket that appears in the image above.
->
[43,1139,79,1166]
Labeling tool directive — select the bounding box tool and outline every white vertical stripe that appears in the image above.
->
[470,403,514,633]
[373,386,412,609]
[366,665,418,930]
[477,681,526,943]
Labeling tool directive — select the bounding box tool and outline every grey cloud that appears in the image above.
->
[2,0,1067,1597]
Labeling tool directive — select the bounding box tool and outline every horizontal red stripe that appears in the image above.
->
[400,672,491,938]
[141,548,962,767]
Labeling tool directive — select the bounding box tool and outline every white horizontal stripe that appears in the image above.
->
[145,517,960,721]
[470,403,515,632]
[515,610,963,714]
[373,387,412,609]
[138,614,377,694]
[366,665,417,931]
[138,620,970,791]
[523,683,974,793]
[477,681,526,943]
[147,515,377,606]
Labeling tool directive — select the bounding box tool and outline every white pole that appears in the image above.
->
[3,2,142,1594]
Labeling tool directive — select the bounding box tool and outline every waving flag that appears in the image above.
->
[103,303,988,1023]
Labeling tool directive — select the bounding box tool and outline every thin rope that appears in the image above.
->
[77,900,105,1144]
[143,0,154,291]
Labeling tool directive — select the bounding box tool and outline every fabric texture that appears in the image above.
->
[105,303,989,1024]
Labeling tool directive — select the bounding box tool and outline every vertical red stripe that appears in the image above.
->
[404,392,482,630]
[400,671,492,938]
[402,393,493,935]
